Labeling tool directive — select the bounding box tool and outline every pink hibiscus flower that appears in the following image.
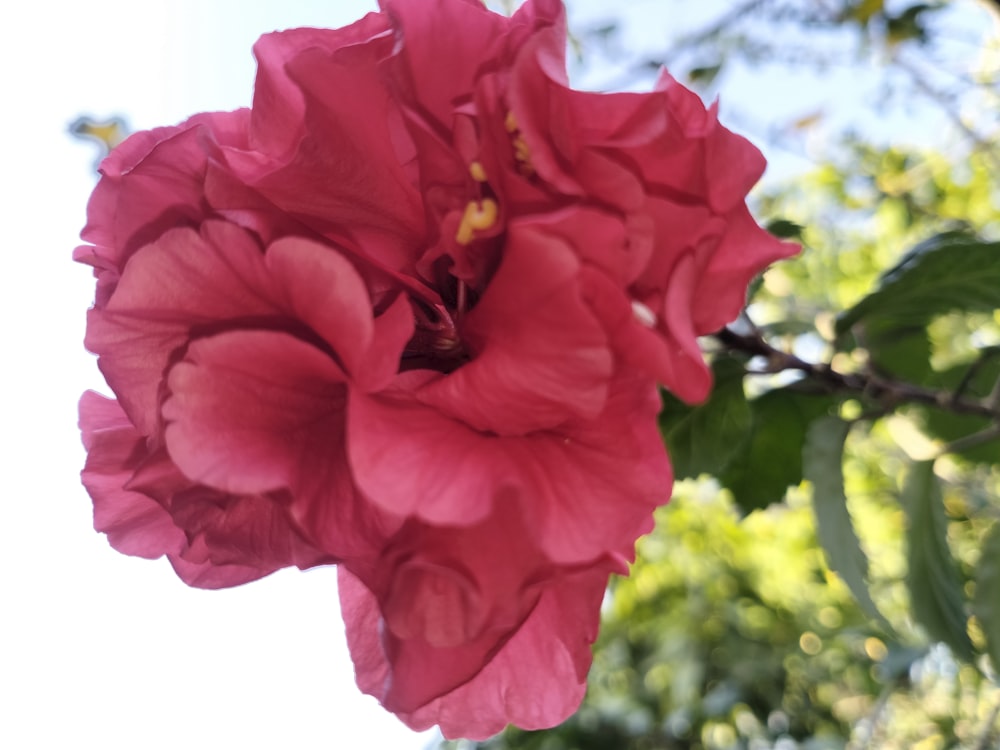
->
[77,0,793,738]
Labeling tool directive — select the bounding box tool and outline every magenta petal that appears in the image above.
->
[341,564,610,740]
[79,391,185,559]
[692,206,799,335]
[511,375,672,563]
[263,236,376,378]
[348,389,505,525]
[339,565,529,716]
[89,222,279,433]
[405,568,609,740]
[162,329,394,559]
[162,329,346,495]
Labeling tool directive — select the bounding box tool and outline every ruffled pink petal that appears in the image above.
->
[350,373,670,562]
[88,222,279,432]
[229,23,425,270]
[348,388,507,526]
[691,205,799,335]
[509,374,672,562]
[79,112,251,293]
[340,563,610,740]
[79,391,186,559]
[659,253,713,403]
[416,221,612,435]
[89,222,394,434]
[381,0,563,128]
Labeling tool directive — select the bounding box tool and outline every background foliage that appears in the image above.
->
[440,0,1000,747]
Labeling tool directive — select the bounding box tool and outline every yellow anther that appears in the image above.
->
[455,199,499,245]
[512,135,534,176]
[469,161,488,182]
[505,111,519,133]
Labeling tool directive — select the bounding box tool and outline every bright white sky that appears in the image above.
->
[0,1,991,748]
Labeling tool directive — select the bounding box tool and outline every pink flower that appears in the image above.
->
[77,0,794,739]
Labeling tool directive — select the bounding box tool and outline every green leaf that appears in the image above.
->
[902,460,974,661]
[920,353,1000,464]
[660,357,750,480]
[765,218,805,241]
[835,233,1000,335]
[803,417,891,628]
[863,322,934,384]
[973,522,1000,673]
[687,63,723,86]
[721,388,839,512]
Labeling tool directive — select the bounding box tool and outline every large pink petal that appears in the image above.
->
[350,374,670,562]
[509,374,672,562]
[229,22,425,270]
[340,563,611,740]
[162,330,346,495]
[404,567,610,739]
[89,222,392,434]
[348,388,508,526]
[163,329,395,559]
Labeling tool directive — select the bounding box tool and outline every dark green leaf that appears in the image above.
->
[660,357,750,480]
[803,417,891,628]
[973,522,1000,673]
[765,218,805,241]
[902,460,974,661]
[920,353,1000,464]
[863,322,933,383]
[721,388,839,512]
[835,233,1000,335]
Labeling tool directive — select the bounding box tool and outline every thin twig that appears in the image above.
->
[940,424,1000,456]
[715,327,1000,421]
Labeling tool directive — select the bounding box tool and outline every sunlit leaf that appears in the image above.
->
[804,417,891,628]
[902,460,974,661]
[973,522,1000,673]
[835,233,1000,336]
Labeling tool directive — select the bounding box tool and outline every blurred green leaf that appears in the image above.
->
[687,63,722,86]
[973,522,1000,673]
[921,353,1000,463]
[836,233,1000,336]
[721,389,839,512]
[660,357,750,480]
[863,322,934,383]
[804,416,890,628]
[902,460,975,660]
[765,218,806,241]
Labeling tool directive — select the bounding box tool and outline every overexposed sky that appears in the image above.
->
[1,2,438,749]
[0,1,991,748]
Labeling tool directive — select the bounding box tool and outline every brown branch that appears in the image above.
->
[715,327,1000,422]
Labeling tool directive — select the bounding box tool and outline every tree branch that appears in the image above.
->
[715,327,1000,422]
